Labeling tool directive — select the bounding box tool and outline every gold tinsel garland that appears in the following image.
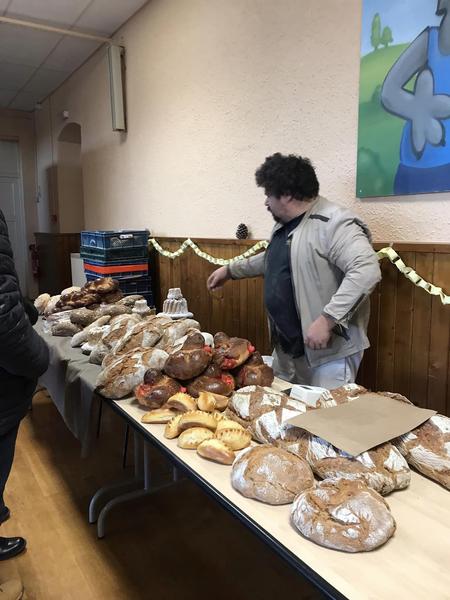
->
[148,238,449,306]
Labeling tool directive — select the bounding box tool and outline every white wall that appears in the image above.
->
[34,0,450,242]
[0,108,38,296]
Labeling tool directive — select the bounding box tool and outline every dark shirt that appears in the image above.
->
[264,214,305,357]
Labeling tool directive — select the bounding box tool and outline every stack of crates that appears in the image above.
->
[80,229,153,306]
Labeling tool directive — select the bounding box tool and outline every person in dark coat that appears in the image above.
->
[0,209,49,561]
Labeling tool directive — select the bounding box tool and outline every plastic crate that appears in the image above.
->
[80,244,148,261]
[81,229,149,250]
[83,258,148,278]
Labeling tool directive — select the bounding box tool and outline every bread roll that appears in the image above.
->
[141,408,177,424]
[215,428,251,451]
[164,414,183,439]
[197,439,235,465]
[197,391,229,412]
[178,410,218,432]
[232,445,314,504]
[34,293,50,315]
[291,479,396,552]
[165,393,197,413]
[216,419,245,433]
[177,427,215,449]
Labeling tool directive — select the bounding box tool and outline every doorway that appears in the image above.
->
[0,139,27,291]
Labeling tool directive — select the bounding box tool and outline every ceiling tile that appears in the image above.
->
[23,67,68,96]
[75,0,148,35]
[7,0,91,26]
[44,36,101,72]
[0,61,36,89]
[8,90,38,111]
[0,89,17,108]
[0,23,61,67]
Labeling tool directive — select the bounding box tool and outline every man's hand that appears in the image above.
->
[305,315,335,350]
[207,266,231,291]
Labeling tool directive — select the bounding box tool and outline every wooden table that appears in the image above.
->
[37,328,450,600]
[109,396,450,600]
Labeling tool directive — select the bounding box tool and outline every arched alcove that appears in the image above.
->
[56,122,85,233]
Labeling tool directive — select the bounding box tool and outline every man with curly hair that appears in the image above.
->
[207,153,381,388]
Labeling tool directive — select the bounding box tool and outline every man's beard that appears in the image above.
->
[267,207,281,223]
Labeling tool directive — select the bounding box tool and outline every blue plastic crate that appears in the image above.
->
[83,257,148,279]
[81,229,149,250]
[80,244,148,261]
[85,273,153,294]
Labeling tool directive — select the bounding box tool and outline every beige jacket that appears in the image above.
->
[228,196,381,367]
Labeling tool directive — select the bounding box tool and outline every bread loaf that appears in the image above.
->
[291,479,396,552]
[252,405,307,444]
[229,386,301,422]
[51,321,81,337]
[71,316,111,347]
[281,432,410,495]
[393,414,450,489]
[164,331,212,380]
[34,293,51,315]
[232,445,314,505]
[155,319,201,350]
[114,318,165,354]
[96,348,168,399]
[70,307,101,327]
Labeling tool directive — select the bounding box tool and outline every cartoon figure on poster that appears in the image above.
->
[357,1,450,197]
[383,0,450,194]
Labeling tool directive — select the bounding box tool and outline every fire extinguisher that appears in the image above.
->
[29,244,39,279]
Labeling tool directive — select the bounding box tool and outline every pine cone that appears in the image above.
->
[236,223,249,239]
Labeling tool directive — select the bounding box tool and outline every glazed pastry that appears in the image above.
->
[164,414,183,439]
[178,410,218,432]
[187,363,235,398]
[215,428,252,451]
[83,277,119,295]
[177,427,215,449]
[164,392,197,413]
[233,351,274,388]
[141,408,178,424]
[197,391,229,412]
[197,439,235,465]
[134,369,183,409]
[212,332,255,369]
[164,331,212,380]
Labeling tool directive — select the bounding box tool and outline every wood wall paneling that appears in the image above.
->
[155,238,450,416]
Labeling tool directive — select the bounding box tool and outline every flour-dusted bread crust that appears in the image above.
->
[231,445,314,505]
[393,414,450,490]
[318,383,368,408]
[252,405,307,444]
[34,293,51,315]
[155,319,201,350]
[291,479,396,552]
[229,385,298,422]
[307,439,411,495]
[51,321,81,336]
[71,315,111,347]
[114,318,165,354]
[96,347,168,399]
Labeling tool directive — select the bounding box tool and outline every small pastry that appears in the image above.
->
[215,428,252,451]
[141,408,177,424]
[215,419,245,433]
[177,427,215,449]
[164,414,183,439]
[178,410,218,432]
[197,391,229,412]
[165,392,197,413]
[197,439,235,465]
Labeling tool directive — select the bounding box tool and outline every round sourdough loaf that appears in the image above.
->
[231,445,314,505]
[393,414,450,490]
[229,385,304,422]
[282,433,410,495]
[291,478,396,552]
